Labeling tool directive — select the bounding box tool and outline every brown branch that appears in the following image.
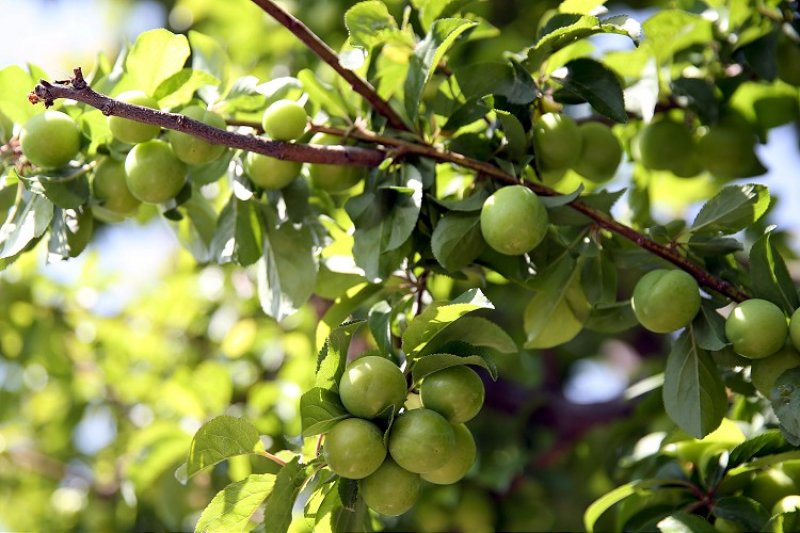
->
[249,0,410,133]
[31,69,748,302]
[31,69,385,168]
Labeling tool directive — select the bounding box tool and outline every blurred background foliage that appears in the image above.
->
[1,0,799,532]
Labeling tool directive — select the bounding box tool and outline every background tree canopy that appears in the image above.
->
[1,0,800,532]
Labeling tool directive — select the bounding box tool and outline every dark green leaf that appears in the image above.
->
[581,253,617,305]
[771,368,800,446]
[686,235,743,257]
[728,430,792,468]
[671,77,719,125]
[411,353,497,383]
[315,321,365,391]
[750,232,800,314]
[585,301,638,333]
[455,61,538,105]
[429,188,489,212]
[367,301,394,355]
[495,110,527,159]
[555,58,627,123]
[662,328,727,438]
[691,184,770,235]
[712,496,769,532]
[431,212,486,271]
[300,387,350,437]
[657,512,717,533]
[548,189,625,225]
[418,316,517,357]
[538,184,584,208]
[262,458,308,533]
[692,301,729,352]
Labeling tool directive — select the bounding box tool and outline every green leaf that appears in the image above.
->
[584,481,641,533]
[0,65,37,124]
[126,29,190,97]
[21,170,90,209]
[411,353,497,383]
[194,473,276,533]
[641,10,713,63]
[712,496,769,531]
[153,68,220,109]
[662,328,727,439]
[402,289,493,358]
[657,512,717,533]
[692,301,729,352]
[431,212,486,272]
[558,0,607,14]
[298,69,351,119]
[763,511,800,533]
[368,301,394,355]
[548,189,625,225]
[429,189,489,212]
[495,110,527,159]
[691,184,770,236]
[315,284,381,350]
[315,321,365,391]
[258,219,318,321]
[234,199,264,266]
[555,58,627,123]
[404,18,477,121]
[585,301,638,333]
[419,316,517,357]
[455,61,538,105]
[186,416,264,478]
[671,77,719,125]
[345,1,404,50]
[771,368,800,446]
[262,458,308,533]
[300,387,350,437]
[0,189,53,259]
[189,30,229,88]
[686,236,743,257]
[728,430,792,468]
[580,253,617,305]
[412,0,483,30]
[750,232,800,314]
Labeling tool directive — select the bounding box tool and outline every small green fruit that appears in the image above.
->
[244,151,302,190]
[0,110,13,143]
[308,133,364,192]
[323,418,386,479]
[789,308,800,352]
[168,106,227,165]
[420,366,484,424]
[635,119,701,177]
[388,409,456,474]
[631,269,701,333]
[750,344,800,397]
[92,158,141,216]
[725,299,788,359]
[480,185,548,256]
[573,122,622,183]
[124,140,187,204]
[20,110,81,168]
[108,91,161,144]
[745,469,797,511]
[773,495,800,515]
[533,113,582,172]
[338,356,407,419]
[421,424,477,484]
[697,118,759,179]
[714,518,745,533]
[359,459,421,516]
[262,99,308,141]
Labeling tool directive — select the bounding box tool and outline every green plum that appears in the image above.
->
[750,343,800,397]
[419,366,484,424]
[20,110,81,168]
[533,112,582,172]
[92,158,141,216]
[631,269,701,333]
[480,185,549,256]
[745,469,798,511]
[388,408,455,474]
[359,459,420,516]
[244,151,302,190]
[338,356,407,419]
[108,91,161,144]
[124,139,187,204]
[323,418,386,479]
[168,105,227,165]
[573,122,623,183]
[725,299,788,359]
[308,133,364,192]
[421,423,476,484]
[697,117,759,179]
[790,308,800,352]
[262,99,308,141]
[635,119,701,177]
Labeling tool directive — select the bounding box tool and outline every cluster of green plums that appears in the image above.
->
[17,94,365,221]
[631,268,800,395]
[321,355,485,516]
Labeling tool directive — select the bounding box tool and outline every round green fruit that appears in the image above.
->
[751,344,800,397]
[480,185,548,256]
[92,158,141,216]
[745,469,798,511]
[20,110,81,168]
[573,122,622,183]
[783,460,800,482]
[631,269,701,333]
[124,140,187,204]
[338,356,406,419]
[244,151,302,190]
[635,119,701,177]
[262,99,308,141]
[714,518,745,533]
[323,418,386,479]
[421,423,476,484]
[777,35,800,86]
[419,366,484,424]
[168,106,227,165]
[308,133,364,192]
[454,486,495,533]
[359,458,420,516]
[108,91,161,144]
[773,495,800,515]
[725,299,788,359]
[697,119,759,179]
[388,408,456,474]
[414,497,452,533]
[533,112,582,172]
[790,309,800,352]
[0,110,13,143]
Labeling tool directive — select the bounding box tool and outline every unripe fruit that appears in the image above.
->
[421,424,476,484]
[725,299,788,359]
[773,495,800,515]
[323,418,386,479]
[631,269,701,333]
[454,486,495,533]
[420,366,484,424]
[750,344,800,397]
[308,133,364,192]
[0,110,13,143]
[697,119,759,179]
[714,518,745,533]
[359,459,421,516]
[20,110,81,168]
[124,140,187,204]
[573,122,622,183]
[262,99,308,141]
[480,185,548,256]
[533,113,582,172]
[108,91,161,144]
[168,106,227,165]
[777,35,800,87]
[790,308,800,352]
[338,356,407,419]
[635,119,701,177]
[244,151,302,190]
[745,469,797,511]
[92,158,141,216]
[388,409,456,473]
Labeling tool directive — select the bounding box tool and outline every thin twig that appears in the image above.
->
[249,0,411,132]
[257,450,287,467]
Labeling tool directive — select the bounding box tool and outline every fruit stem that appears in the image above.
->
[257,450,287,467]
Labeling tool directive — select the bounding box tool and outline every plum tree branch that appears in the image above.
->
[30,70,748,302]
[29,69,385,168]
[249,0,411,133]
